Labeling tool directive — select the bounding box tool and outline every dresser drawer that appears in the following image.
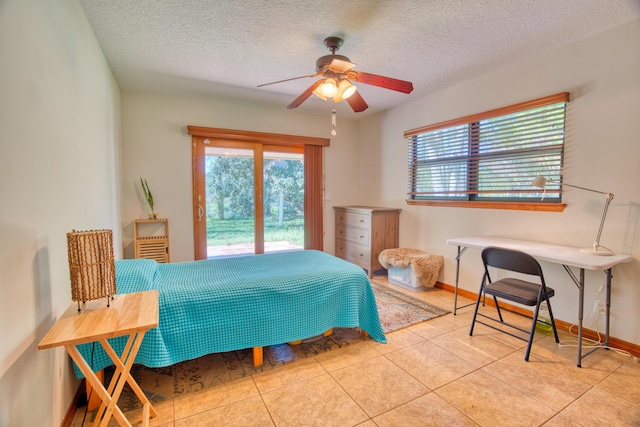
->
[335,238,347,258]
[336,211,370,229]
[343,241,370,267]
[336,225,370,245]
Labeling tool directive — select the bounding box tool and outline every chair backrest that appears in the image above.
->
[481,246,544,278]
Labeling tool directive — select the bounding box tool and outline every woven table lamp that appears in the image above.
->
[67,229,117,311]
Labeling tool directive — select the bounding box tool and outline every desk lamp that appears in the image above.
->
[67,229,117,311]
[531,176,614,256]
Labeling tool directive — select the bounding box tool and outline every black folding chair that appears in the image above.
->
[469,247,560,361]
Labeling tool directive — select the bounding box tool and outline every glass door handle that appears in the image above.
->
[197,205,204,221]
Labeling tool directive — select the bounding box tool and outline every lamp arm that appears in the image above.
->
[561,182,608,195]
[539,177,609,195]
[592,193,614,250]
[534,176,616,254]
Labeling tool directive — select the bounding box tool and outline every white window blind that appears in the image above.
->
[405,93,569,203]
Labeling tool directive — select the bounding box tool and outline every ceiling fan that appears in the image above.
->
[257,37,414,112]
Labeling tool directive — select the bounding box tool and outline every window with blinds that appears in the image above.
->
[404,93,569,206]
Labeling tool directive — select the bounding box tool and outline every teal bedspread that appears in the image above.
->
[75,250,386,376]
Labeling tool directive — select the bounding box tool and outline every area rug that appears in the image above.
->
[97,280,450,413]
[369,279,450,332]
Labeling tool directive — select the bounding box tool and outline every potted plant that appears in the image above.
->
[140,178,157,219]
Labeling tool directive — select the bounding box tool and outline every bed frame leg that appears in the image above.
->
[86,369,104,411]
[253,347,263,367]
[361,330,369,338]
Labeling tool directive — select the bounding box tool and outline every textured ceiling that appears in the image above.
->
[79,0,640,119]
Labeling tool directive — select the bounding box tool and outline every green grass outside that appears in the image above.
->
[206,216,304,247]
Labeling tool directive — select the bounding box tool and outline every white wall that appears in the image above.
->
[0,0,122,425]
[2,3,635,424]
[120,92,362,261]
[359,20,640,345]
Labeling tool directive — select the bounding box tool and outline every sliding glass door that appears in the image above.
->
[203,145,304,258]
[205,146,257,257]
[189,126,328,261]
[262,150,305,254]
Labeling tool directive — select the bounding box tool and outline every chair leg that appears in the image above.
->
[544,297,560,344]
[469,288,485,336]
[524,302,541,361]
[492,296,504,322]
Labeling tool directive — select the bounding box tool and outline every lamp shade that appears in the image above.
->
[332,79,357,103]
[311,85,328,101]
[317,77,338,98]
[67,229,116,305]
[531,175,547,189]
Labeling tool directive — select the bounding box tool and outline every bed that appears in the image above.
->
[74,249,386,376]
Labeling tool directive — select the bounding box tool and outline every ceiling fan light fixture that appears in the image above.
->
[311,85,328,100]
[338,79,357,100]
[343,86,357,100]
[260,36,412,112]
[318,77,338,98]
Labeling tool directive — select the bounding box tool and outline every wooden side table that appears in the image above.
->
[39,291,159,426]
[134,218,170,263]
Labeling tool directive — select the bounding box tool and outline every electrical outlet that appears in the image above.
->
[595,300,607,315]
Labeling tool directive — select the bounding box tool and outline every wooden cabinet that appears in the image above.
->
[134,218,170,263]
[334,206,400,278]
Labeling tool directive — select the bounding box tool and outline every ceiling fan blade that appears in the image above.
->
[327,57,357,73]
[346,90,368,112]
[257,73,318,88]
[346,71,414,94]
[286,80,323,109]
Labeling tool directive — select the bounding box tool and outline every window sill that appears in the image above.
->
[406,200,566,212]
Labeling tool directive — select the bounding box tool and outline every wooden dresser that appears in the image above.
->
[334,206,400,278]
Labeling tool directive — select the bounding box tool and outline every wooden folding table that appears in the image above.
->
[39,290,158,426]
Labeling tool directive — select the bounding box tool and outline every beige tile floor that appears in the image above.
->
[74,276,640,426]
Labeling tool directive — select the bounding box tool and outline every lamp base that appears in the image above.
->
[580,247,613,256]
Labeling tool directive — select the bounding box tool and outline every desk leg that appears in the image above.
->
[577,268,585,368]
[579,268,614,363]
[604,268,612,348]
[562,266,585,367]
[453,246,469,315]
[564,266,618,367]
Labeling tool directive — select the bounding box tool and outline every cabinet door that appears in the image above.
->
[134,219,170,263]
[136,238,169,263]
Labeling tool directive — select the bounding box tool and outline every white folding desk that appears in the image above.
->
[447,236,632,367]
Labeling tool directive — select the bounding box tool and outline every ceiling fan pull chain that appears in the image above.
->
[331,109,337,136]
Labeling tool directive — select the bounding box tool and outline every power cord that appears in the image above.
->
[556,284,632,359]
